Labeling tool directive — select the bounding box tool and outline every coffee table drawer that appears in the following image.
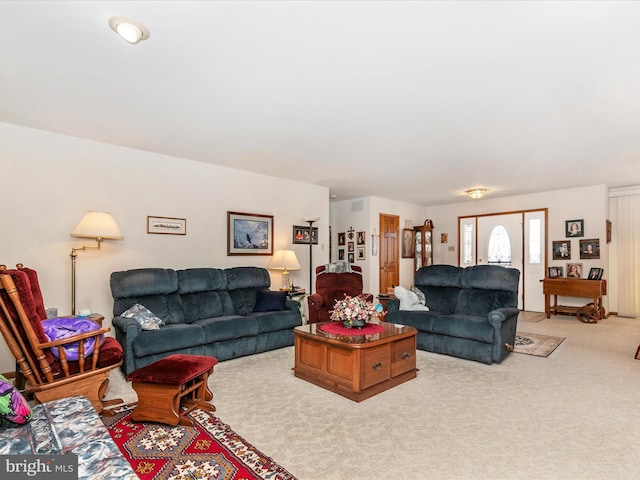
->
[361,344,390,389]
[391,337,416,377]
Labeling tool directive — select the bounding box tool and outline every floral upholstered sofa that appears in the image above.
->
[0,396,136,480]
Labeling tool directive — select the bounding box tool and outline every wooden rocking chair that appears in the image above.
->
[0,264,123,413]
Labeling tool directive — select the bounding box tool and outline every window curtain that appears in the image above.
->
[611,191,640,318]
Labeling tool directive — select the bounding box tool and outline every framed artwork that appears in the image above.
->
[348,241,355,252]
[566,262,583,278]
[356,246,366,260]
[292,225,318,245]
[338,249,345,260]
[606,220,612,243]
[441,233,448,244]
[565,219,584,238]
[338,232,346,246]
[579,239,600,259]
[552,240,571,260]
[348,252,355,263]
[402,229,415,258]
[357,231,366,245]
[548,266,563,278]
[147,216,186,235]
[227,211,273,255]
[588,267,604,280]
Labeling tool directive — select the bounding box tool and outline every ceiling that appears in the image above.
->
[2,1,639,206]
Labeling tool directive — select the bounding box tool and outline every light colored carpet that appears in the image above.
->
[514,332,565,357]
[106,315,640,480]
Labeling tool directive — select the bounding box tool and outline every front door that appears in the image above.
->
[379,214,399,294]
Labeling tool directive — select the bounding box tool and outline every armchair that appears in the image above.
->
[0,264,123,413]
[307,265,373,324]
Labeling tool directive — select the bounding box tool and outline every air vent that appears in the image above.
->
[351,200,364,212]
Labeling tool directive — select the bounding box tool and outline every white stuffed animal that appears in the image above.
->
[394,286,429,311]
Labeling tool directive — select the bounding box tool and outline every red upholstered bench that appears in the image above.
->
[126,354,218,426]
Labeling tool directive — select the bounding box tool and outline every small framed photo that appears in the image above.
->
[292,225,318,245]
[402,229,415,258]
[147,216,186,235]
[357,231,366,245]
[356,246,366,260]
[338,249,345,260]
[579,239,600,259]
[348,252,355,263]
[227,211,273,255]
[338,232,346,246]
[606,220,612,243]
[348,241,355,252]
[552,240,571,260]
[566,219,584,238]
[547,266,563,278]
[566,263,583,278]
[588,267,604,280]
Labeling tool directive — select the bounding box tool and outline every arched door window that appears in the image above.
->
[487,225,511,267]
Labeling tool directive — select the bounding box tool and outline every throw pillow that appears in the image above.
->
[0,374,31,427]
[121,303,165,330]
[411,286,427,306]
[254,290,287,312]
[394,286,429,311]
[323,261,352,274]
[41,317,103,360]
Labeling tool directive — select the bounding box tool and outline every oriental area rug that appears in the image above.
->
[514,332,565,358]
[102,407,297,480]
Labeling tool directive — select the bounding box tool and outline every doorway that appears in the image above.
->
[379,214,399,294]
[459,209,547,312]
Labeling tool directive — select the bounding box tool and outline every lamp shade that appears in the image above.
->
[267,250,301,272]
[71,211,124,240]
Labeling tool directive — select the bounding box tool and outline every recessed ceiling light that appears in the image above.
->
[109,16,150,45]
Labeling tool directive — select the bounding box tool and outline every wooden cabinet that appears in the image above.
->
[414,219,434,271]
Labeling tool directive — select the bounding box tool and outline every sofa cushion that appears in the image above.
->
[254,290,287,312]
[192,316,258,343]
[430,314,495,343]
[132,323,205,357]
[177,268,227,293]
[111,269,185,324]
[250,309,302,333]
[387,310,439,331]
[181,291,235,323]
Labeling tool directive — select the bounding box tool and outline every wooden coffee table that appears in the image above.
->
[293,321,418,402]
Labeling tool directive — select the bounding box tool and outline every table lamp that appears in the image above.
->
[268,249,300,290]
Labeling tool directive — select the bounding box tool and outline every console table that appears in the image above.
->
[542,278,609,323]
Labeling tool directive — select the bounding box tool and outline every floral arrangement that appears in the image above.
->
[330,294,377,328]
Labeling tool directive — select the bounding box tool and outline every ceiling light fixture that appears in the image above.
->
[466,188,487,200]
[109,16,150,45]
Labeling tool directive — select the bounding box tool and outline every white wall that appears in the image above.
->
[0,123,329,373]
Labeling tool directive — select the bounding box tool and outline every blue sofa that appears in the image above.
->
[386,264,520,364]
[110,267,302,375]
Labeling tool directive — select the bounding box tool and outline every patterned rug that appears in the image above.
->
[102,407,297,480]
[514,332,565,357]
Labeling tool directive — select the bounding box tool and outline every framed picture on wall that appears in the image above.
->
[338,249,345,260]
[348,252,355,263]
[402,229,415,258]
[227,211,273,255]
[552,240,571,260]
[338,232,346,246]
[565,219,584,238]
[348,241,355,252]
[357,231,366,245]
[579,239,600,259]
[292,226,318,245]
[356,246,366,260]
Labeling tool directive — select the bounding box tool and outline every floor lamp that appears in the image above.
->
[302,217,319,293]
[70,211,124,315]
